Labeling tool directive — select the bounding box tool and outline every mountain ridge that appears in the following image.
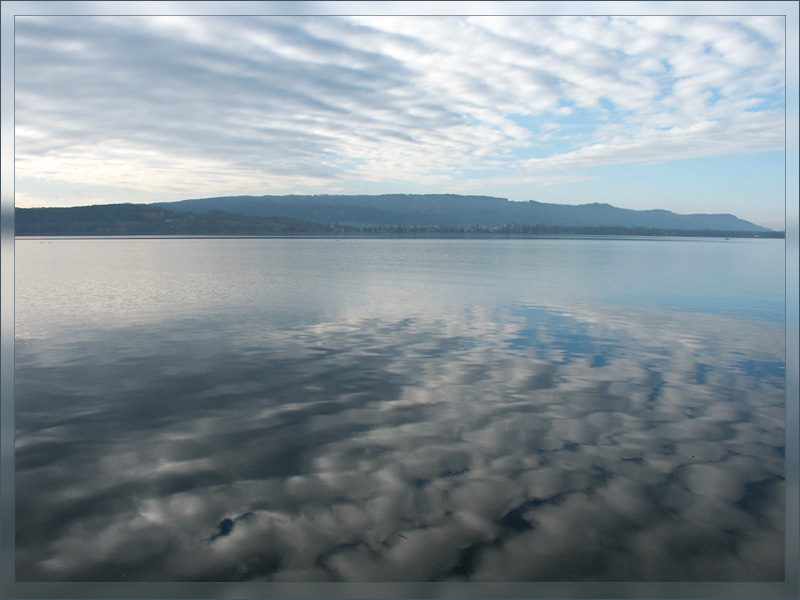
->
[152,194,772,232]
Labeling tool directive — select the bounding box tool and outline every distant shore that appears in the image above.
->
[14,231,785,240]
[14,202,782,238]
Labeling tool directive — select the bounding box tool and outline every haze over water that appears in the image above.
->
[14,236,785,581]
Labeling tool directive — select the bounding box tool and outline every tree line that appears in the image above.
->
[14,204,784,238]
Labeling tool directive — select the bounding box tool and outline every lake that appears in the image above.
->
[14,236,786,582]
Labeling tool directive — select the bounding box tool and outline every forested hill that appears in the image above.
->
[14,204,312,236]
[15,195,780,236]
[155,194,772,232]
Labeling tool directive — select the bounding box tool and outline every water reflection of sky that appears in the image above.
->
[14,238,785,343]
[15,304,784,582]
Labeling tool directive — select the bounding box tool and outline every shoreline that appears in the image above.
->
[14,232,785,241]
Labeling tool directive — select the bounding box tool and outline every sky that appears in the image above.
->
[9,3,797,230]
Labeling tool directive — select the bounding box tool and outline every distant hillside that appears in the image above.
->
[16,196,780,237]
[154,194,773,232]
[14,204,315,236]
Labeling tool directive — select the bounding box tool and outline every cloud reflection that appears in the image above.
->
[15,304,784,581]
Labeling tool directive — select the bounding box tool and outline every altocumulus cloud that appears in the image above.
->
[14,14,784,201]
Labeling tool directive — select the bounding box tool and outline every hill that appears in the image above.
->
[15,195,779,237]
[14,204,314,236]
[154,194,772,233]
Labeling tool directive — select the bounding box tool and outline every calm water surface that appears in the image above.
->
[15,237,785,581]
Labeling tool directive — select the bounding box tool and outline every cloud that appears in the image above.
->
[13,14,785,201]
[521,108,784,171]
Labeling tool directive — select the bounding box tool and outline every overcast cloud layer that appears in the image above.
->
[14,14,785,214]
